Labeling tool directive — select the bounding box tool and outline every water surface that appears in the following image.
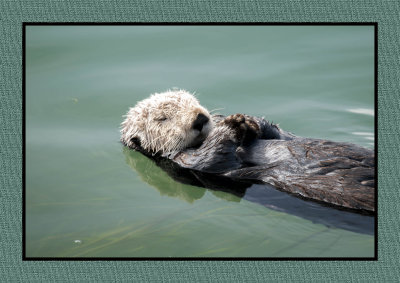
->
[26,25,375,258]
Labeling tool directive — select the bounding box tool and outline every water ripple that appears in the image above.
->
[347,108,374,116]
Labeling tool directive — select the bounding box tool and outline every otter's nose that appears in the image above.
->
[192,113,209,132]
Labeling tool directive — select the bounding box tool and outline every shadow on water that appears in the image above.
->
[122,147,374,235]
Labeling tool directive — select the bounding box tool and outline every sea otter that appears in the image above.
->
[121,89,375,213]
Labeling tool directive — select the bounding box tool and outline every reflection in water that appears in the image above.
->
[123,147,206,203]
[123,147,374,235]
[123,147,249,203]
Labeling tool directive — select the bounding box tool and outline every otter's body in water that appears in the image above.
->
[121,90,375,213]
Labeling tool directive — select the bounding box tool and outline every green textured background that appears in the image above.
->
[1,0,398,281]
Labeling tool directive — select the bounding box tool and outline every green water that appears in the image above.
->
[26,25,375,258]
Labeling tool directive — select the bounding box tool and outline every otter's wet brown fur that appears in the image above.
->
[126,112,375,213]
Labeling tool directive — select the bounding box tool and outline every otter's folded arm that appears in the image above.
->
[170,114,271,173]
[169,113,299,173]
[170,123,242,173]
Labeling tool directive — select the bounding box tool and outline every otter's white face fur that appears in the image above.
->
[121,89,213,154]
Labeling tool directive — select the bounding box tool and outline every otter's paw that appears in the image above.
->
[221,114,260,145]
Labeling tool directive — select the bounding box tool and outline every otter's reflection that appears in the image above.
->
[123,147,374,235]
[123,147,249,203]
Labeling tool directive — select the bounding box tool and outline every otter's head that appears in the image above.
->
[121,89,213,154]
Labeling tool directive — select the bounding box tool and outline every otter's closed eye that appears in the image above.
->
[154,117,167,121]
